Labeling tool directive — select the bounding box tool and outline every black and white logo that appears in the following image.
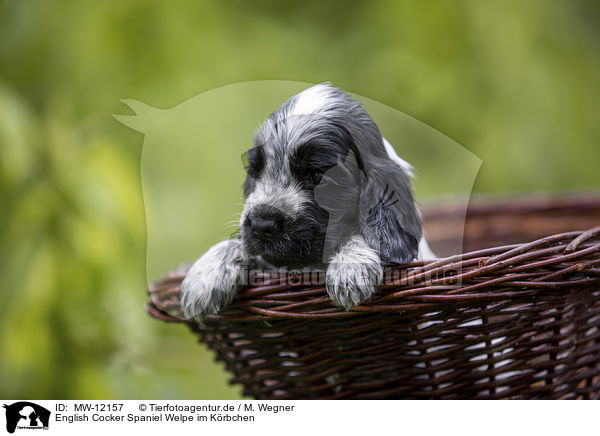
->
[3,402,50,434]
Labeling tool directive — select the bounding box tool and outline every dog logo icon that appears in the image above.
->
[3,402,50,434]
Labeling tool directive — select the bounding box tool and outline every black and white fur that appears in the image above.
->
[181,83,435,319]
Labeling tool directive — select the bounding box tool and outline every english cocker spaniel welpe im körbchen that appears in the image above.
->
[181,83,435,319]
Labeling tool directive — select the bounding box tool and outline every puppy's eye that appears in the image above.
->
[309,171,323,185]
[243,146,265,177]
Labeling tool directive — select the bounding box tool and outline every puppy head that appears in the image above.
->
[240,83,422,266]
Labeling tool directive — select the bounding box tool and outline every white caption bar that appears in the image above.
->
[1,400,596,436]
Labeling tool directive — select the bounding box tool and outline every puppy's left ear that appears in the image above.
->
[359,158,422,265]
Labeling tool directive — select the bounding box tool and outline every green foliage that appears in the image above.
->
[0,0,598,399]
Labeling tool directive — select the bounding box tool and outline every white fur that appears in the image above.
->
[182,84,436,319]
[291,84,331,116]
[240,177,311,225]
[383,138,435,260]
[418,237,436,260]
[181,239,247,319]
[325,235,383,310]
[382,137,414,178]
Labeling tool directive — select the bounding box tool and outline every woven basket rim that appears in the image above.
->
[147,194,600,324]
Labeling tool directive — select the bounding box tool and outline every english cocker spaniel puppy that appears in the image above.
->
[181,83,434,319]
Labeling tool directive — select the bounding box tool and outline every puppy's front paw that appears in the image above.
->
[325,235,383,310]
[181,239,246,320]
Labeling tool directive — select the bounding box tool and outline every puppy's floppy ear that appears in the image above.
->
[359,155,422,265]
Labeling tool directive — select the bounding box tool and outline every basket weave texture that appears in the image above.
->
[148,194,600,399]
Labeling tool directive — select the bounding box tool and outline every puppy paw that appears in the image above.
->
[181,239,247,320]
[325,235,383,310]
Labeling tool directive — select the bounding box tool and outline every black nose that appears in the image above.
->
[247,207,285,240]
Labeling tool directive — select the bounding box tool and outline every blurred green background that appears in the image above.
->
[1,0,599,399]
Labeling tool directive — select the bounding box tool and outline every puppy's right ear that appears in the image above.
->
[364,185,420,265]
[359,161,422,266]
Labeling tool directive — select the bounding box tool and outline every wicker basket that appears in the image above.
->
[147,193,600,399]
